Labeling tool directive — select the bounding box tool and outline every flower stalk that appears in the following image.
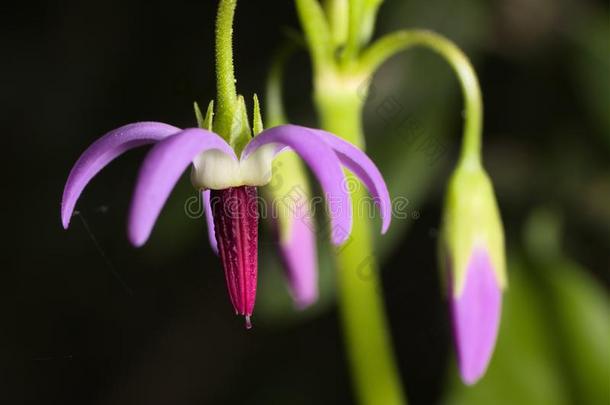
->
[358,29,483,169]
[214,0,238,139]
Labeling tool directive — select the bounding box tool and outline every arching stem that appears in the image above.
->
[359,30,483,169]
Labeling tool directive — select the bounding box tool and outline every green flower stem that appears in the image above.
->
[323,0,349,47]
[295,0,335,74]
[315,82,406,405]
[342,0,383,63]
[214,0,238,139]
[315,81,366,146]
[337,194,404,405]
[342,0,365,61]
[265,42,296,127]
[359,30,483,168]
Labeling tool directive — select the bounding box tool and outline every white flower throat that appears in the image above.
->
[190,144,275,190]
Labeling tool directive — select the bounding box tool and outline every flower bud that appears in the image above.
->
[440,163,506,384]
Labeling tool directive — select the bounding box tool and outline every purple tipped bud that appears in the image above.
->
[210,186,259,327]
[440,164,506,384]
[449,248,502,385]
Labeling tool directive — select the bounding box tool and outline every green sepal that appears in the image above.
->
[203,100,215,131]
[194,101,205,128]
[439,163,507,297]
[252,94,264,135]
[194,100,215,131]
[229,95,252,156]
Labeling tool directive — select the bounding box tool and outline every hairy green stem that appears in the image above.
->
[359,29,483,168]
[214,0,238,139]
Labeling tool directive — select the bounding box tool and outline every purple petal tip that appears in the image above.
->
[450,248,502,385]
[381,217,390,235]
[127,220,149,247]
[293,290,319,310]
[60,122,182,233]
[61,213,70,230]
[331,231,350,246]
[278,216,319,309]
[128,232,147,248]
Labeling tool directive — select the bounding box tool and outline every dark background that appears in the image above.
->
[2,0,608,404]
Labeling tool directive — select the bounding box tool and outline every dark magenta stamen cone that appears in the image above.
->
[210,186,259,328]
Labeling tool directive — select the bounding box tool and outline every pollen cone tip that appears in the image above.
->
[244,315,252,330]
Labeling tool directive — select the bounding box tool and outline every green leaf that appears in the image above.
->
[543,259,610,404]
[523,207,610,403]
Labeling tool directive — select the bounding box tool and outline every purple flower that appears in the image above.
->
[61,122,391,327]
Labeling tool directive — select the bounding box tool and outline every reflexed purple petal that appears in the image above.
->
[128,128,235,247]
[450,248,502,385]
[311,129,391,234]
[244,125,352,245]
[202,189,218,255]
[278,214,318,309]
[61,122,181,229]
